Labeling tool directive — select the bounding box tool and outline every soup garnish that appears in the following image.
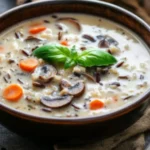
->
[33,44,117,69]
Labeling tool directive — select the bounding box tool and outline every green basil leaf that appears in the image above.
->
[33,44,117,69]
[71,45,78,59]
[33,45,71,63]
[64,58,76,69]
[76,49,117,67]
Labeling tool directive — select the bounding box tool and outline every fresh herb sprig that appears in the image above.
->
[33,44,117,69]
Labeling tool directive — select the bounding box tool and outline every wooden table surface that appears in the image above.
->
[0,1,150,150]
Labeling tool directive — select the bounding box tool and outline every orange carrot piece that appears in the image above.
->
[19,58,38,72]
[3,84,23,102]
[60,40,69,46]
[29,26,46,34]
[90,100,104,110]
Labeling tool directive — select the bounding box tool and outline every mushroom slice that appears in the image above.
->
[98,39,109,48]
[32,65,57,83]
[82,34,96,42]
[32,81,45,88]
[56,17,81,32]
[105,36,118,46]
[82,73,95,82]
[40,95,73,108]
[67,82,85,97]
[96,35,105,40]
[73,66,95,82]
[60,79,71,89]
[25,36,42,42]
[74,71,95,82]
[97,35,118,48]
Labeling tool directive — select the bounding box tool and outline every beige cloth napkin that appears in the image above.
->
[54,105,150,150]
[16,0,150,150]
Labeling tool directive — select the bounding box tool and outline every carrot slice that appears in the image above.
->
[90,100,104,110]
[29,26,46,34]
[60,40,69,46]
[3,84,23,102]
[19,58,38,72]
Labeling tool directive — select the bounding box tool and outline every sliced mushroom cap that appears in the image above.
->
[73,71,96,82]
[96,35,105,40]
[60,79,71,89]
[32,81,45,88]
[82,34,96,42]
[73,66,95,82]
[40,95,73,108]
[105,36,118,46]
[98,39,109,48]
[97,35,118,48]
[56,17,81,32]
[25,36,42,42]
[67,82,85,97]
[32,65,57,83]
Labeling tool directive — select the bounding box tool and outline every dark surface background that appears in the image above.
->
[0,0,15,13]
[0,1,149,150]
[0,1,53,150]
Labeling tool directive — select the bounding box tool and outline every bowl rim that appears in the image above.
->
[0,0,150,125]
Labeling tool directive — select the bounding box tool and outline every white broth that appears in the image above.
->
[0,13,150,118]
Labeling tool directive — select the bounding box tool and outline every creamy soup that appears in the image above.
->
[0,13,150,118]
